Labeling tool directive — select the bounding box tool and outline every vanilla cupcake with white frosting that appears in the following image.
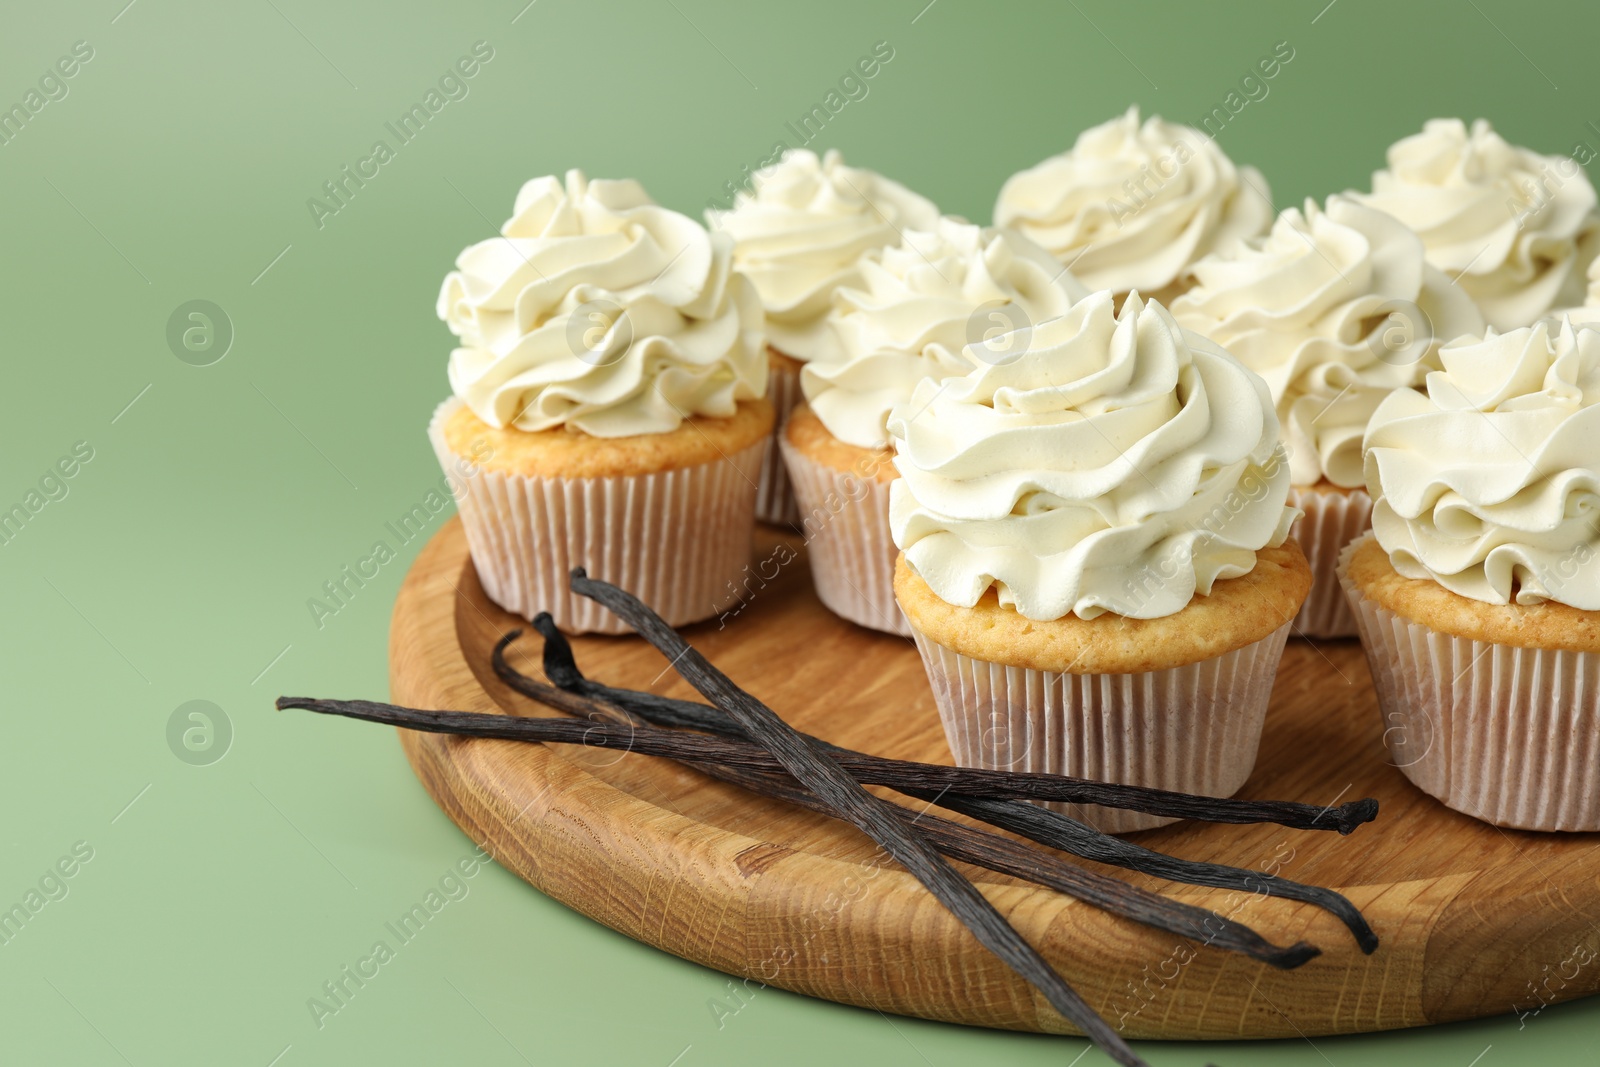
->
[891,291,1310,832]
[1342,315,1600,830]
[994,107,1273,301]
[710,150,938,525]
[779,217,1087,634]
[433,170,772,633]
[1353,118,1600,331]
[1172,194,1484,636]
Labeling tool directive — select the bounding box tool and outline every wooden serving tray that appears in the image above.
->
[390,517,1600,1040]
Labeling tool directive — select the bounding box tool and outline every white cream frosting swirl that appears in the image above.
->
[888,292,1296,622]
[994,107,1274,295]
[439,169,766,437]
[801,218,1088,450]
[1172,195,1484,488]
[1354,118,1600,332]
[1365,316,1600,609]
[708,149,939,362]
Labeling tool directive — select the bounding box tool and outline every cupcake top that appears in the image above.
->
[439,170,766,437]
[1353,118,1599,331]
[887,291,1296,622]
[1365,316,1600,609]
[993,107,1273,296]
[802,218,1088,450]
[1172,195,1484,489]
[708,149,939,363]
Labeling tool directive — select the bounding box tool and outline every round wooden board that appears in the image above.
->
[390,517,1600,1040]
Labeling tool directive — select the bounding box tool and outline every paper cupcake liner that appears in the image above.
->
[1286,484,1373,639]
[1339,534,1600,831]
[429,398,764,635]
[908,621,1293,833]
[778,434,909,637]
[755,354,803,528]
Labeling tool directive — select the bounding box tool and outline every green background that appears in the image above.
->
[1,0,1594,1063]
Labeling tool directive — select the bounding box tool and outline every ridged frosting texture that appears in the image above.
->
[709,149,939,363]
[994,107,1273,295]
[1172,195,1484,488]
[1354,118,1599,332]
[888,291,1297,622]
[439,169,766,437]
[801,218,1089,450]
[1365,316,1600,609]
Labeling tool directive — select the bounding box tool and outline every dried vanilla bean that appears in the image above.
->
[503,620,1377,951]
[500,620,1378,835]
[276,695,1317,970]
[566,567,1151,1067]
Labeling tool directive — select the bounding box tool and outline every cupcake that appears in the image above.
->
[1353,118,1600,331]
[1172,195,1484,637]
[1342,315,1600,830]
[994,106,1273,303]
[782,217,1087,635]
[890,291,1309,833]
[710,150,938,527]
[433,170,771,634]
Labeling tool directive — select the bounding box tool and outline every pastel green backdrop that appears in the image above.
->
[1,0,1592,1064]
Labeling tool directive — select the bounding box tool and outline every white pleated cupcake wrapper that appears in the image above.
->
[778,435,910,637]
[754,356,803,528]
[1338,534,1600,831]
[908,621,1293,834]
[1287,484,1373,640]
[428,398,765,636]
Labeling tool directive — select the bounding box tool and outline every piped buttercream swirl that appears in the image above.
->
[994,107,1273,295]
[888,291,1296,621]
[709,149,939,363]
[439,169,766,437]
[1172,195,1484,488]
[801,218,1088,450]
[1365,315,1600,609]
[1353,118,1599,331]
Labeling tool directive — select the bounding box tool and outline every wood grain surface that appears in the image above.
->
[389,516,1600,1040]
